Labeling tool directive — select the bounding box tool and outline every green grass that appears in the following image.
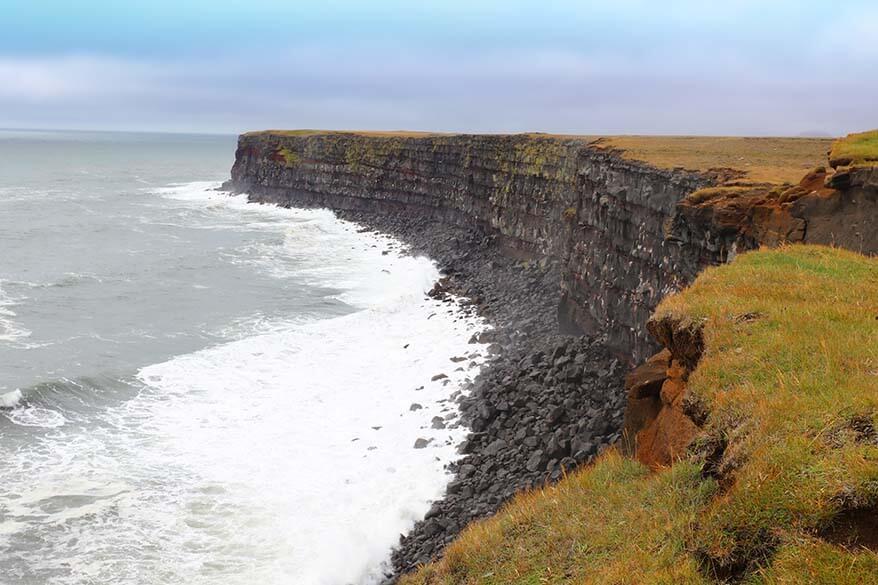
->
[756,540,878,584]
[657,245,878,578]
[402,245,878,585]
[684,184,769,205]
[276,146,299,167]
[829,130,878,167]
[410,454,716,585]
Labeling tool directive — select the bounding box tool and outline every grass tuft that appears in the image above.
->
[829,130,878,168]
[276,146,299,167]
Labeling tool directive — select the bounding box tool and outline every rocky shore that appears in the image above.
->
[228,130,878,583]
[297,207,628,580]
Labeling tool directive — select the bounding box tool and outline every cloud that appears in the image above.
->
[0,34,874,136]
[0,56,163,100]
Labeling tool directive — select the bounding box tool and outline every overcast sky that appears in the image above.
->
[1,0,875,136]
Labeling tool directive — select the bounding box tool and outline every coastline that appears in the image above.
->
[226,129,877,582]
[240,195,628,581]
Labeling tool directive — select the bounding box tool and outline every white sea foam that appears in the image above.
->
[0,281,33,347]
[154,181,438,309]
[131,296,483,584]
[0,389,22,408]
[0,181,489,584]
[5,405,67,427]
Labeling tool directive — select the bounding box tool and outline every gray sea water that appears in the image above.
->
[0,130,486,584]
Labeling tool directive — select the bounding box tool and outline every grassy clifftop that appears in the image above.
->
[402,246,878,584]
[829,130,878,168]
[594,136,831,185]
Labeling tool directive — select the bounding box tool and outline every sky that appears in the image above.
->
[1,0,875,136]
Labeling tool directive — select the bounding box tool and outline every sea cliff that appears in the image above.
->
[228,131,877,363]
[229,132,717,363]
[226,130,878,580]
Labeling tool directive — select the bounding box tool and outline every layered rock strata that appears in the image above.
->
[227,131,877,580]
[230,132,877,363]
[228,132,717,363]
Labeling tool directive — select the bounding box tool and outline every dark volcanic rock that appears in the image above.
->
[228,132,722,363]
[391,336,625,574]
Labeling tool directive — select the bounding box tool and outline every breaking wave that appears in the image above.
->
[0,181,488,585]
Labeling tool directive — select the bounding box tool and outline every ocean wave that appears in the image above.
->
[0,374,141,421]
[151,182,310,222]
[206,311,315,341]
[1,291,488,583]
[0,385,67,427]
[148,181,437,310]
[0,389,22,408]
[4,405,67,428]
[0,280,33,347]
[2,272,107,290]
[144,182,321,236]
[0,178,489,583]
[129,284,488,584]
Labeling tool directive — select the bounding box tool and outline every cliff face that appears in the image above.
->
[228,131,878,580]
[229,132,715,362]
[228,131,877,362]
[672,165,878,263]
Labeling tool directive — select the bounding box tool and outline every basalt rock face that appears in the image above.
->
[671,165,878,264]
[229,132,716,362]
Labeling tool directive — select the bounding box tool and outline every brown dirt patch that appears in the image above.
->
[820,506,878,552]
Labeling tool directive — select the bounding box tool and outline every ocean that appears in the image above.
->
[0,130,486,584]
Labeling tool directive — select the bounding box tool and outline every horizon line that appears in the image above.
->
[0,126,844,140]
